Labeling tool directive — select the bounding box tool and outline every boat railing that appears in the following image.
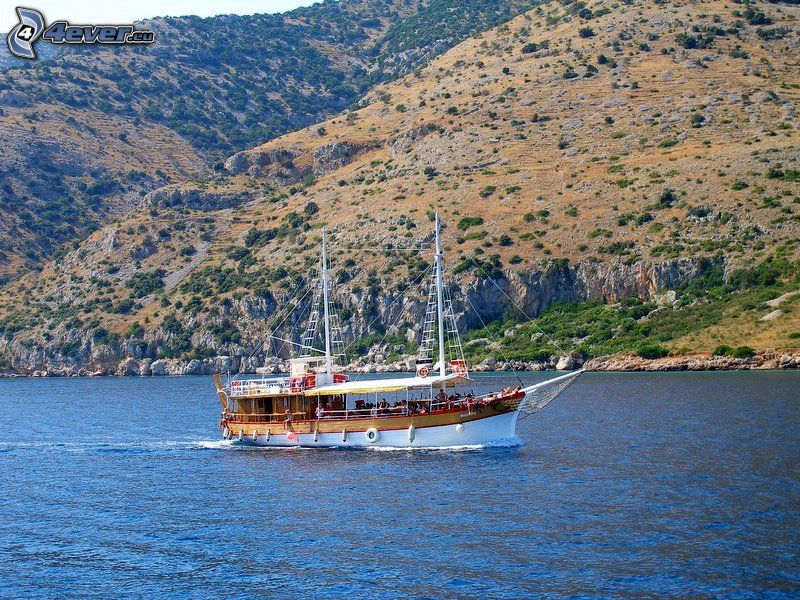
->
[228,377,295,398]
[227,411,306,423]
[316,407,410,420]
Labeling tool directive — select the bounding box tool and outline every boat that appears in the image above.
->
[212,215,582,448]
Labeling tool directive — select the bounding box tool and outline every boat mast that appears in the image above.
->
[434,213,447,378]
[321,227,333,375]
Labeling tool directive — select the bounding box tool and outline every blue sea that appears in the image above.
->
[1,371,798,598]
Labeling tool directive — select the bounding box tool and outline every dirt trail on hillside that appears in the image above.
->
[163,209,233,293]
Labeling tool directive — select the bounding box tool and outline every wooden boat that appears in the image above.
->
[213,215,581,448]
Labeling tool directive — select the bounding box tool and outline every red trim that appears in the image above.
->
[225,392,522,433]
[227,411,511,434]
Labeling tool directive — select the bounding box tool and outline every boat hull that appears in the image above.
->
[228,410,520,449]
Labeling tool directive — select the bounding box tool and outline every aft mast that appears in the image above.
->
[321,227,333,378]
[434,213,447,378]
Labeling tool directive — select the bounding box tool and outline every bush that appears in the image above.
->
[657,189,677,208]
[732,346,756,359]
[713,344,733,356]
[578,27,595,38]
[636,344,669,359]
[457,216,484,231]
[125,270,166,298]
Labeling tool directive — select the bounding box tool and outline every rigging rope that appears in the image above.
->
[468,257,568,356]
[343,263,435,373]
[235,275,315,379]
[345,269,430,351]
[462,287,526,389]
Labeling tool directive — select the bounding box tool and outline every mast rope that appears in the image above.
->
[462,287,525,389]
[468,257,568,356]
[343,263,435,379]
[234,274,315,379]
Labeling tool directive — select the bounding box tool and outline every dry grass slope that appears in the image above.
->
[0,0,798,361]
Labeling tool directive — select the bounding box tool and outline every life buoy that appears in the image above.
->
[417,365,430,378]
[365,428,380,443]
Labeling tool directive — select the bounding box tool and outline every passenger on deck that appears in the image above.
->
[284,407,293,423]
[436,388,447,405]
[378,399,390,415]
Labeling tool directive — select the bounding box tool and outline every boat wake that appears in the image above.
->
[0,437,524,454]
[366,437,523,452]
[0,439,235,454]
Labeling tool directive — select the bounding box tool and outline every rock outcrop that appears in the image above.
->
[0,256,795,377]
[585,351,800,371]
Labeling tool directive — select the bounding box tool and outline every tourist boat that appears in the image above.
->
[212,215,582,448]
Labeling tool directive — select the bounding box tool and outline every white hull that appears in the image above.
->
[229,410,520,449]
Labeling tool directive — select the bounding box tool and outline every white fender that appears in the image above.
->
[455,423,465,433]
[252,430,258,442]
[408,425,415,443]
[222,427,229,439]
[265,430,270,442]
[238,430,244,441]
[313,429,319,442]
[365,427,380,443]
[342,428,348,442]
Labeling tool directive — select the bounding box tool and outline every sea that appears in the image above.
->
[1,371,798,598]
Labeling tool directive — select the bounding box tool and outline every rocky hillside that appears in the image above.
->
[0,0,799,376]
[0,0,539,275]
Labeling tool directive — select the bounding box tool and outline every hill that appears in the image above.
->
[0,0,798,375]
[0,0,539,275]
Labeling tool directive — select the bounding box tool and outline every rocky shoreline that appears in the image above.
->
[1,350,797,378]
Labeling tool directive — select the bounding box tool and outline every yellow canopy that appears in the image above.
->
[304,373,472,396]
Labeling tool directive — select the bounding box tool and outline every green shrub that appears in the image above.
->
[125,269,166,298]
[657,188,677,208]
[636,344,669,359]
[457,216,484,231]
[713,344,733,356]
[732,346,756,359]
